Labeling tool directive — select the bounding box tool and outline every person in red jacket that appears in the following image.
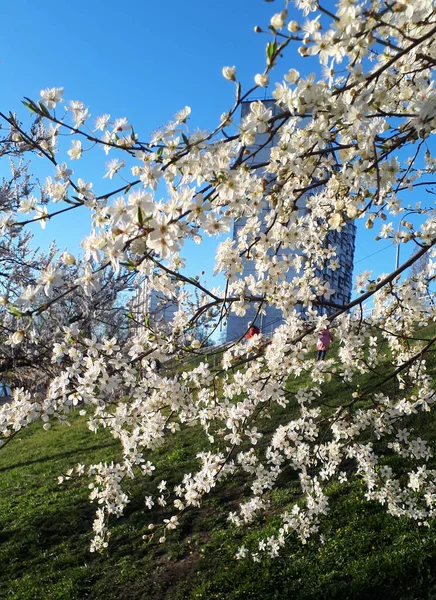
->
[316,328,334,360]
[246,325,260,339]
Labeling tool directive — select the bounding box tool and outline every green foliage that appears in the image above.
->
[193,483,436,600]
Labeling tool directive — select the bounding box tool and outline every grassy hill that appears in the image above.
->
[2,339,436,599]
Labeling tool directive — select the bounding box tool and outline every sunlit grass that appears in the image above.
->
[2,330,436,599]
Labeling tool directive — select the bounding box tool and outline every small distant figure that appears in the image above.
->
[246,325,260,340]
[316,328,334,361]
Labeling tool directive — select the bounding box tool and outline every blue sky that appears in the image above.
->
[0,0,429,296]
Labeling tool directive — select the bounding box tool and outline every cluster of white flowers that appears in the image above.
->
[0,0,436,560]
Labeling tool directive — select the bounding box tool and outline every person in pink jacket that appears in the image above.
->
[316,328,334,361]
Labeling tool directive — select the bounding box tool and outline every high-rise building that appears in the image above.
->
[130,278,178,334]
[226,101,356,341]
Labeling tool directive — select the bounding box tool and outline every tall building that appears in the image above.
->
[130,278,178,334]
[226,101,356,341]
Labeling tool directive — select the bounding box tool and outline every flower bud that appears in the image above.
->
[284,69,300,84]
[271,10,287,29]
[11,330,25,346]
[222,66,236,82]
[347,205,358,219]
[254,74,269,87]
[298,46,309,57]
[329,213,343,229]
[288,20,300,32]
[62,252,76,265]
[393,1,407,11]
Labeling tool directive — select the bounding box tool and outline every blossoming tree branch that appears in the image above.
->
[1,0,436,559]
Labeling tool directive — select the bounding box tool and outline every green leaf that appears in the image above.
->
[137,206,144,226]
[22,98,38,114]
[266,41,277,64]
[38,102,51,117]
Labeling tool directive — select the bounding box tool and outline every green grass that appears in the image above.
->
[2,332,436,599]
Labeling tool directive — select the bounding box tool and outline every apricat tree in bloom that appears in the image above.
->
[1,0,436,559]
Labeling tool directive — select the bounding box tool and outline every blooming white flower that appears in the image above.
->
[45,176,68,203]
[54,163,73,182]
[94,114,111,131]
[40,87,64,109]
[18,195,37,214]
[39,265,63,297]
[174,106,191,123]
[67,140,82,160]
[34,206,48,229]
[104,159,125,180]
[77,178,94,202]
[158,480,167,492]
